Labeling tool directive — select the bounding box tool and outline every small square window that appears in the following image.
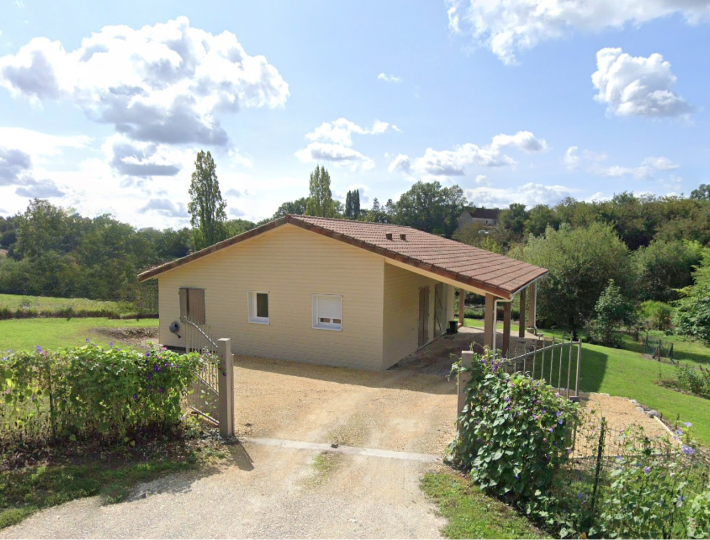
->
[248,291,269,324]
[313,294,342,331]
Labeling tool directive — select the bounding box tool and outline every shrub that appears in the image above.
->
[674,363,710,399]
[449,352,579,514]
[596,424,703,539]
[688,488,710,539]
[589,279,635,347]
[638,300,674,331]
[0,344,207,446]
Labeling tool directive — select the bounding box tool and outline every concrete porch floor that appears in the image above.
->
[396,326,541,378]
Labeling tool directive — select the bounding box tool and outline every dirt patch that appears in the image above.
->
[91,327,158,350]
[579,392,671,439]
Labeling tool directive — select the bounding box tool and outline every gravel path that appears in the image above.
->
[2,357,456,539]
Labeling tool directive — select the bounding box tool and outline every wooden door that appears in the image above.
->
[418,286,430,347]
[434,283,445,336]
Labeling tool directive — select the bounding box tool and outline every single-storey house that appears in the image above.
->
[459,207,501,227]
[138,215,547,371]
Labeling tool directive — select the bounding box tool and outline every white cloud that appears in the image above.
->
[592,48,693,117]
[465,182,576,208]
[296,118,395,171]
[595,156,679,179]
[563,146,608,170]
[474,174,489,185]
[377,73,402,83]
[103,134,195,178]
[0,127,89,163]
[448,0,710,64]
[0,17,289,146]
[391,131,547,178]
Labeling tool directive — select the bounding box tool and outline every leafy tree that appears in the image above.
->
[188,150,228,251]
[394,181,466,237]
[589,279,635,347]
[690,184,710,201]
[452,223,502,252]
[305,165,336,218]
[512,223,633,335]
[498,203,528,239]
[362,197,393,223]
[633,240,704,302]
[524,204,560,236]
[272,197,308,219]
[225,219,256,237]
[674,251,710,344]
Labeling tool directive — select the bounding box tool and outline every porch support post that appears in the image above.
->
[484,293,495,350]
[502,302,511,357]
[458,288,465,327]
[527,283,536,333]
[518,288,527,338]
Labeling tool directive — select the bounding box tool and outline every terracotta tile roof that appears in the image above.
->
[137,215,547,298]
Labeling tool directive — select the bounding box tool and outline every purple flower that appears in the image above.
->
[684,422,693,428]
[558,419,564,425]
[148,384,152,390]
[35,345,42,352]
[644,466,651,474]
[675,429,683,436]
[577,493,584,499]
[109,342,114,347]
[86,338,90,343]
[541,409,546,414]
[158,387,164,393]
[154,365,161,372]
[683,445,696,456]
[145,352,150,357]
[556,411,562,418]
[133,393,138,400]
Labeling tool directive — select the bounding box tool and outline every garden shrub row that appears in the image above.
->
[0,307,157,320]
[1,344,206,447]
[450,351,710,538]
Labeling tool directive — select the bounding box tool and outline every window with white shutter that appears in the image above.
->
[248,291,269,324]
[312,294,343,331]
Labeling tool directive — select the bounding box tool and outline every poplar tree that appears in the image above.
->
[188,150,228,250]
[305,165,335,218]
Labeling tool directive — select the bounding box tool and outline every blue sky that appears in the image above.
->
[0,0,708,228]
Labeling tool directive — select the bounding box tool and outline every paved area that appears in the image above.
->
[2,356,457,539]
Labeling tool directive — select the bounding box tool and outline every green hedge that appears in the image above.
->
[0,307,158,320]
[1,344,205,446]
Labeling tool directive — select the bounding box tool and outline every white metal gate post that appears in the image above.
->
[217,338,235,437]
[457,351,474,434]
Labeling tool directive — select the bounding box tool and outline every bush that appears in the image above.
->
[589,279,635,347]
[449,352,579,516]
[638,300,674,331]
[0,344,207,446]
[596,424,703,539]
[674,363,710,399]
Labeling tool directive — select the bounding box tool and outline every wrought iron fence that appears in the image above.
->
[181,316,221,424]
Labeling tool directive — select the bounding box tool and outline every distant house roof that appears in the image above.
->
[137,215,547,299]
[465,207,501,220]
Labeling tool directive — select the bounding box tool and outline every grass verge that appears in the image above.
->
[0,317,158,352]
[421,470,544,539]
[464,318,710,447]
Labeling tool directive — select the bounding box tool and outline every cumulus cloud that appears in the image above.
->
[378,73,401,83]
[0,17,289,146]
[0,147,31,184]
[563,146,608,170]
[592,48,693,117]
[594,156,679,179]
[0,128,89,162]
[447,0,710,64]
[296,118,396,171]
[465,182,576,208]
[15,179,64,198]
[139,198,187,218]
[225,188,243,197]
[391,131,547,178]
[104,135,185,177]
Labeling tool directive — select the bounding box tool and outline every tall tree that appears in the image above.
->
[690,184,710,201]
[353,189,360,219]
[305,165,335,218]
[345,190,353,219]
[188,151,228,250]
[394,181,466,237]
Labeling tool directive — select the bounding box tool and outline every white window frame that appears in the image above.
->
[248,290,270,325]
[312,294,343,331]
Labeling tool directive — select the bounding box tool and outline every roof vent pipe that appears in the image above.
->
[400,233,407,240]
[386,233,393,240]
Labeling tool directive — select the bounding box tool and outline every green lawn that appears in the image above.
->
[0,293,128,314]
[0,317,158,352]
[464,318,710,447]
[421,470,544,539]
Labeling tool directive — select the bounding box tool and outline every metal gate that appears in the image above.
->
[181,316,221,424]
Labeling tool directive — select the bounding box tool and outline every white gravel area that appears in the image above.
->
[1,356,457,539]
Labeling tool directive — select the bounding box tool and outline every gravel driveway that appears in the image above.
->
[2,356,458,539]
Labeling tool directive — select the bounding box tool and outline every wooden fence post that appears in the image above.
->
[457,351,473,434]
[217,338,234,437]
